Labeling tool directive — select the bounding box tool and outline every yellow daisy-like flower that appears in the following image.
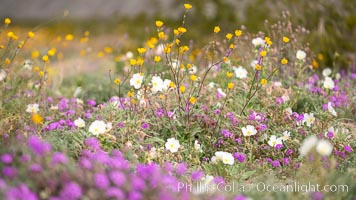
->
[4,18,11,25]
[265,37,272,45]
[260,79,267,86]
[32,51,40,59]
[226,33,233,40]
[260,50,267,57]
[229,44,234,49]
[189,97,196,104]
[48,48,56,56]
[184,4,192,10]
[190,74,197,81]
[42,55,49,63]
[283,36,290,43]
[31,113,43,125]
[169,81,176,88]
[214,26,220,33]
[130,59,137,66]
[33,66,40,72]
[28,31,35,38]
[154,55,161,63]
[39,71,45,77]
[158,32,166,40]
[312,59,319,69]
[235,29,242,37]
[281,58,288,65]
[4,58,11,65]
[179,85,186,93]
[178,27,187,34]
[65,34,74,41]
[155,20,164,28]
[137,57,144,66]
[137,47,146,54]
[227,82,234,89]
[175,39,181,45]
[226,72,233,78]
[255,64,262,71]
[114,78,121,85]
[127,91,134,97]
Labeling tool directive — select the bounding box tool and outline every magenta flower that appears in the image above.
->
[1,154,13,164]
[2,166,18,179]
[94,173,110,189]
[191,170,204,181]
[27,135,52,156]
[6,184,38,200]
[51,152,68,166]
[344,145,352,153]
[272,160,280,167]
[60,182,82,200]
[176,163,187,175]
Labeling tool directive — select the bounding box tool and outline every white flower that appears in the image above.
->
[323,77,335,90]
[165,138,181,153]
[322,68,332,77]
[151,76,164,94]
[130,73,144,89]
[162,79,171,91]
[74,117,85,128]
[268,135,283,147]
[26,103,39,113]
[0,69,6,82]
[316,140,333,156]
[23,59,32,70]
[76,98,84,105]
[194,140,203,153]
[324,126,337,138]
[282,95,290,102]
[303,113,316,127]
[327,102,337,117]
[233,66,248,79]
[285,107,293,115]
[211,151,234,165]
[212,151,225,163]
[242,125,257,136]
[125,51,134,59]
[208,82,216,88]
[88,120,106,135]
[296,50,306,60]
[106,122,113,132]
[252,37,265,47]
[217,88,226,97]
[281,131,291,141]
[171,60,180,70]
[188,65,197,74]
[273,81,282,87]
[73,87,82,97]
[250,60,258,68]
[299,135,318,156]
[335,73,341,80]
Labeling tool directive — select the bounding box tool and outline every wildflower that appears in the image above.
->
[42,55,49,63]
[300,135,318,156]
[88,120,107,135]
[283,36,290,43]
[322,68,332,77]
[74,117,85,128]
[265,37,272,45]
[65,34,74,41]
[189,97,196,104]
[194,140,202,152]
[260,50,267,57]
[281,131,291,141]
[323,77,335,90]
[26,103,39,113]
[281,58,288,65]
[235,29,242,37]
[60,182,82,200]
[312,59,319,68]
[178,27,187,34]
[268,135,283,147]
[303,112,315,127]
[4,18,11,25]
[28,31,35,38]
[179,85,186,93]
[260,79,267,86]
[94,173,110,189]
[31,113,43,124]
[242,125,257,136]
[233,66,248,79]
[272,160,280,167]
[227,82,234,89]
[154,55,161,63]
[233,152,246,163]
[141,123,149,129]
[217,88,226,98]
[155,20,163,27]
[344,145,352,153]
[229,44,235,49]
[296,50,306,60]
[226,71,233,78]
[165,138,181,153]
[211,151,234,165]
[28,135,52,156]
[130,73,144,89]
[184,3,192,10]
[327,102,337,117]
[137,47,146,54]
[316,140,333,156]
[214,26,220,33]
[114,78,121,85]
[226,33,233,40]
[252,37,265,47]
[151,75,164,93]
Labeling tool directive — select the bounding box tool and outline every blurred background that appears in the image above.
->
[1,0,355,67]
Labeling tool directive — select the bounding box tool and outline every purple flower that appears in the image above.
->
[2,166,18,178]
[51,152,68,166]
[235,138,242,144]
[191,170,204,181]
[156,108,165,117]
[275,144,283,150]
[234,195,247,200]
[60,182,82,200]
[84,137,101,150]
[29,164,42,173]
[271,160,280,167]
[58,98,69,111]
[326,131,334,139]
[344,145,352,153]
[220,129,232,138]
[79,158,92,170]
[27,135,52,156]
[94,173,110,189]
[310,192,323,200]
[106,187,124,199]
[141,123,149,129]
[109,171,125,187]
[213,176,225,184]
[176,163,187,175]
[6,184,38,200]
[282,157,289,165]
[286,149,294,156]
[20,154,30,163]
[128,191,142,200]
[87,99,96,107]
[233,152,246,163]
[1,154,13,164]
[131,175,146,191]
[84,112,92,119]
[266,158,273,163]
[258,123,267,132]
[276,97,284,105]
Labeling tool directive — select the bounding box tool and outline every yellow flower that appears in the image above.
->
[317,53,324,61]
[31,51,39,59]
[173,29,179,35]
[169,81,176,88]
[154,56,161,63]
[178,27,187,34]
[312,59,319,69]
[179,85,186,93]
[281,58,288,65]
[39,71,45,77]
[226,72,233,78]
[155,20,164,28]
[4,58,11,65]
[65,34,74,41]
[226,33,233,40]
[0,45,4,49]
[147,37,158,49]
[137,47,146,54]
[80,37,89,43]
[31,113,43,125]
[137,57,144,66]
[235,29,242,37]
[130,59,137,66]
[33,66,40,72]
[223,57,229,63]
[42,55,49,63]
[104,47,112,54]
[255,64,262,71]
[114,78,121,85]
[80,49,86,56]
[265,37,272,45]
[189,97,196,104]
[48,48,56,56]
[260,50,267,57]
[158,32,166,40]
[4,18,11,25]
[7,32,15,39]
[214,26,220,33]
[283,36,289,43]
[184,4,192,10]
[28,31,35,38]
[260,79,267,86]
[229,44,235,49]
[97,51,105,58]
[227,82,234,89]
[127,91,134,97]
[190,74,197,81]
[179,46,189,53]
[175,38,181,45]
[164,46,171,54]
